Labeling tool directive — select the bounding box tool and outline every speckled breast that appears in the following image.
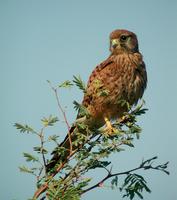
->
[82,52,147,126]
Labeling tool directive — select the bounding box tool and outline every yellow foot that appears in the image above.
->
[103,117,117,136]
[117,115,129,124]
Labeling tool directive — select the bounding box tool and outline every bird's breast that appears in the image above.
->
[83,53,147,126]
[114,53,146,105]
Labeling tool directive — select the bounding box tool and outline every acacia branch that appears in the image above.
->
[81,156,169,194]
[48,81,73,155]
[16,77,169,200]
[33,132,100,199]
[33,149,77,199]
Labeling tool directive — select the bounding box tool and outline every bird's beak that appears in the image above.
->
[111,39,120,48]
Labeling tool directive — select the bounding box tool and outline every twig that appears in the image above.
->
[48,81,73,156]
[81,157,169,194]
[37,166,44,181]
[39,127,47,174]
[53,88,70,131]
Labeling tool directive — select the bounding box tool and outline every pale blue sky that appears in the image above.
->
[0,0,177,199]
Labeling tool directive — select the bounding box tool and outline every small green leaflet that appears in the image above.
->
[58,80,73,88]
[14,123,35,134]
[19,166,34,174]
[73,100,90,117]
[73,75,86,93]
[111,176,118,188]
[23,152,39,162]
[41,115,59,127]
[33,146,48,154]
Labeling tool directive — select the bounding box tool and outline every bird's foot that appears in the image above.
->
[117,115,130,124]
[103,117,117,136]
[104,126,117,136]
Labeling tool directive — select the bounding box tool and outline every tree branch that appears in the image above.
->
[33,132,100,198]
[81,156,169,194]
[33,147,79,199]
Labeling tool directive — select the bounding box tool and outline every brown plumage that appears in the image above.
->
[82,29,147,127]
[46,29,147,172]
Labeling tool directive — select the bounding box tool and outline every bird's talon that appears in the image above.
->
[104,126,117,136]
[103,116,117,136]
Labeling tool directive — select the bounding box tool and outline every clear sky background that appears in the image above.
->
[0,0,177,199]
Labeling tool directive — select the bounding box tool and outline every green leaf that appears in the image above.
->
[92,79,103,88]
[14,123,35,134]
[134,108,148,116]
[111,176,118,188]
[73,101,90,117]
[47,183,81,200]
[87,159,111,170]
[140,179,151,193]
[33,146,48,154]
[134,173,146,182]
[123,140,134,147]
[130,125,142,134]
[52,146,67,157]
[124,174,132,184]
[23,152,39,162]
[58,80,73,88]
[73,100,81,111]
[135,190,143,199]
[48,134,59,142]
[117,99,131,110]
[131,100,148,116]
[98,89,110,97]
[73,75,86,93]
[41,115,59,127]
[76,122,87,130]
[129,191,135,200]
[19,166,34,174]
[121,173,151,200]
[77,178,92,189]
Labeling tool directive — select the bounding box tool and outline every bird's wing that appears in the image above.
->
[82,56,114,108]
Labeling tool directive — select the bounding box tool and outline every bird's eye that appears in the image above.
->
[120,35,127,41]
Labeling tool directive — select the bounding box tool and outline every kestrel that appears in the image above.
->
[47,29,147,171]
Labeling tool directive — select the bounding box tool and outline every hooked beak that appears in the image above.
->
[111,39,120,49]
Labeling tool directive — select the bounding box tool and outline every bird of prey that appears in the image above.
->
[46,29,147,172]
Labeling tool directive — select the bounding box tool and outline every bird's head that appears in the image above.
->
[109,29,139,54]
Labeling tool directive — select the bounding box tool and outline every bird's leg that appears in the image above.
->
[104,116,116,135]
[117,115,130,124]
[117,116,126,123]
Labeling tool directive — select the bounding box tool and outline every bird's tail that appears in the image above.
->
[46,125,77,173]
